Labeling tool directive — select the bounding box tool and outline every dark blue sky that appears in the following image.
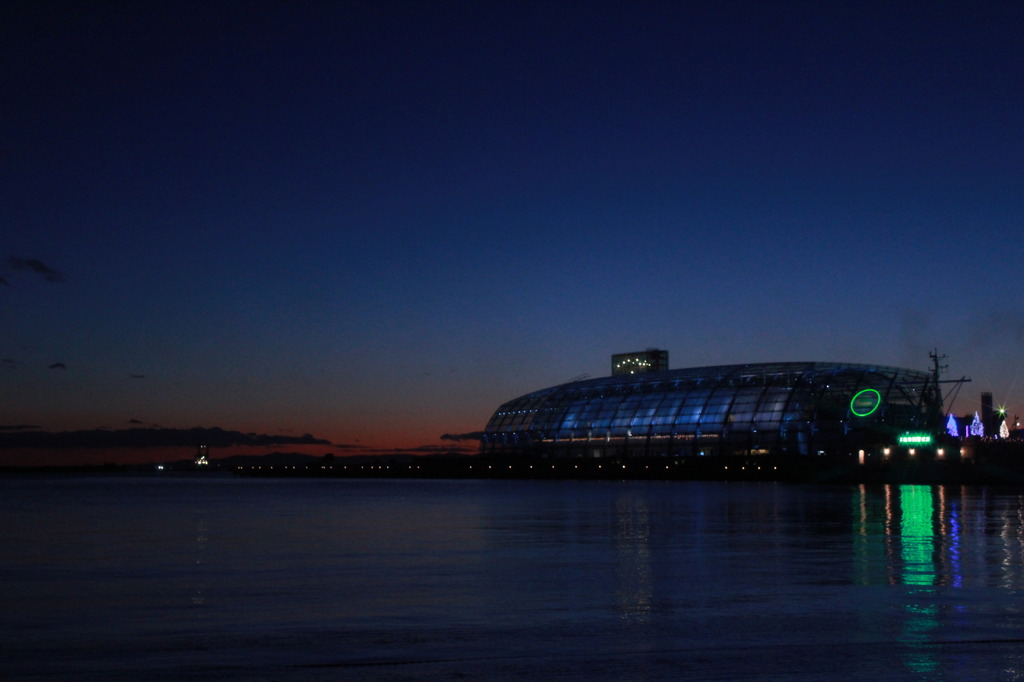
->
[3,1,1023,460]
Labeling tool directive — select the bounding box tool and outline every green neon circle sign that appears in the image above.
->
[850,388,881,417]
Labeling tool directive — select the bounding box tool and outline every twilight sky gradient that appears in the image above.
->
[3,1,1023,464]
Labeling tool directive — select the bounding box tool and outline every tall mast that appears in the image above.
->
[929,349,947,390]
[928,349,948,423]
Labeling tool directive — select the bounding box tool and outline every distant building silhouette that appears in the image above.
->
[981,392,994,435]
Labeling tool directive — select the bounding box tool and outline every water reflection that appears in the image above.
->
[895,486,939,673]
[13,477,1024,680]
[614,494,652,624]
[192,503,208,609]
[852,484,1024,675]
[853,484,1024,588]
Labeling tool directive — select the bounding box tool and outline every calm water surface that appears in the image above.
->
[4,475,1024,680]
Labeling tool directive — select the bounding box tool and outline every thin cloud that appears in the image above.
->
[329,443,366,451]
[440,432,486,442]
[354,444,478,456]
[8,257,64,283]
[407,444,476,454]
[127,418,162,427]
[48,362,67,370]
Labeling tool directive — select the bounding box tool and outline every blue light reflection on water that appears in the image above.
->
[4,475,1024,680]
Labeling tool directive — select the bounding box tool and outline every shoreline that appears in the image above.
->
[6,441,1024,486]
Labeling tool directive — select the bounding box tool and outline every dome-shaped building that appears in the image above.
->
[482,354,944,460]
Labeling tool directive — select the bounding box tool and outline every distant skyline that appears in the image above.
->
[3,1,1023,465]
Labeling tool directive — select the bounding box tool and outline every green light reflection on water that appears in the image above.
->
[900,485,936,587]
[898,485,939,674]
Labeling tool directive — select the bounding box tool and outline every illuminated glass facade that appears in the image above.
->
[482,362,943,458]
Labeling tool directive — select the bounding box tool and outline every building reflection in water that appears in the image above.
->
[895,485,939,674]
[853,485,966,589]
[614,493,652,624]
[852,484,1024,676]
[192,503,209,609]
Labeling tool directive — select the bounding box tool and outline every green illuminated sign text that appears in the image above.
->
[898,433,933,445]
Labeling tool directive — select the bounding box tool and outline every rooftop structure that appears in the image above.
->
[612,349,669,376]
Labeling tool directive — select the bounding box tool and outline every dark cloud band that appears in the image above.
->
[0,427,331,449]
